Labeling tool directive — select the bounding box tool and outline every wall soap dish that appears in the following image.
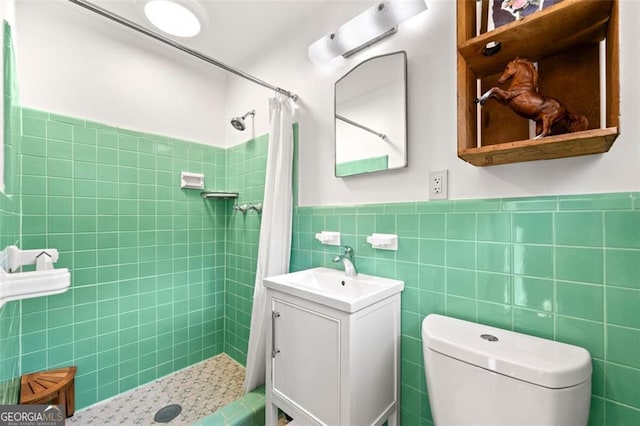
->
[181,172,205,189]
[366,233,398,250]
[315,231,341,246]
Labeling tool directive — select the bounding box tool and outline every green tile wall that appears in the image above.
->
[0,20,21,405]
[290,192,640,426]
[224,134,268,365]
[4,66,636,426]
[222,124,299,366]
[0,299,20,404]
[18,108,228,409]
[13,104,292,411]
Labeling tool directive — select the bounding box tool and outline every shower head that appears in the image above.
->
[230,109,255,131]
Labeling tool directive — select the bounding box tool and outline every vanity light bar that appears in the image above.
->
[308,0,427,65]
[342,27,398,58]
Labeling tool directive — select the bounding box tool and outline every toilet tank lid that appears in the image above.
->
[422,314,592,389]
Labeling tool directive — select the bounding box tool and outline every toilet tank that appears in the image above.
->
[422,314,592,426]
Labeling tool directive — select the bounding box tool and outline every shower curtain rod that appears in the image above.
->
[336,114,387,140]
[67,0,299,101]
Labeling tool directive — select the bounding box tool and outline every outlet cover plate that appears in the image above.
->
[429,169,448,200]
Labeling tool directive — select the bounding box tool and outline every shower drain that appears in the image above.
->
[154,404,182,423]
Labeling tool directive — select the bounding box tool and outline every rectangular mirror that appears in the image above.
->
[335,51,407,177]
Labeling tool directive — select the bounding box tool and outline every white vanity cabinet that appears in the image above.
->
[264,268,402,426]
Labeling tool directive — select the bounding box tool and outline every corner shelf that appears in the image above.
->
[457,0,620,166]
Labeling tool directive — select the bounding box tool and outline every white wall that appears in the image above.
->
[226,0,640,206]
[14,0,228,147]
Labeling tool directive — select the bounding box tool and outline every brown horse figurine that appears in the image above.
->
[475,58,588,138]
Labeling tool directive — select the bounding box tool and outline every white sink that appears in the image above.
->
[0,267,70,309]
[264,267,404,313]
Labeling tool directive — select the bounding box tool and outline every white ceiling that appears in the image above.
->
[85,0,372,67]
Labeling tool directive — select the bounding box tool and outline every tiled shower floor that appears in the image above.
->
[67,354,245,425]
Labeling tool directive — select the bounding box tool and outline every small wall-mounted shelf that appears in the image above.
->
[458,0,613,78]
[457,0,619,166]
[200,191,239,200]
[460,127,619,166]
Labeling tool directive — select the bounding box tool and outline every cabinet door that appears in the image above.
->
[271,298,341,425]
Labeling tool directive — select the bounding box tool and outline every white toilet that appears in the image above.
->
[422,314,592,426]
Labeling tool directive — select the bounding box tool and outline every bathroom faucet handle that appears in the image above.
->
[234,204,249,214]
[336,246,357,276]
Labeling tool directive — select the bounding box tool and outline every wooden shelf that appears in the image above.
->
[458,0,613,78]
[459,127,619,166]
[456,0,619,167]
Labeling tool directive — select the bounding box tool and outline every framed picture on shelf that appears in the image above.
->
[486,0,563,31]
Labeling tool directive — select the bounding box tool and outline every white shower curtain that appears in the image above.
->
[243,94,294,392]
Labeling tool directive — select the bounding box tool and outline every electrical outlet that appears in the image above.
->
[429,169,448,200]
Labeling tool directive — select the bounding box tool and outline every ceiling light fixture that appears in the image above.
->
[308,0,427,65]
[143,0,201,38]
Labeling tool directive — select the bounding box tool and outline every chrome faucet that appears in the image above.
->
[332,246,357,277]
